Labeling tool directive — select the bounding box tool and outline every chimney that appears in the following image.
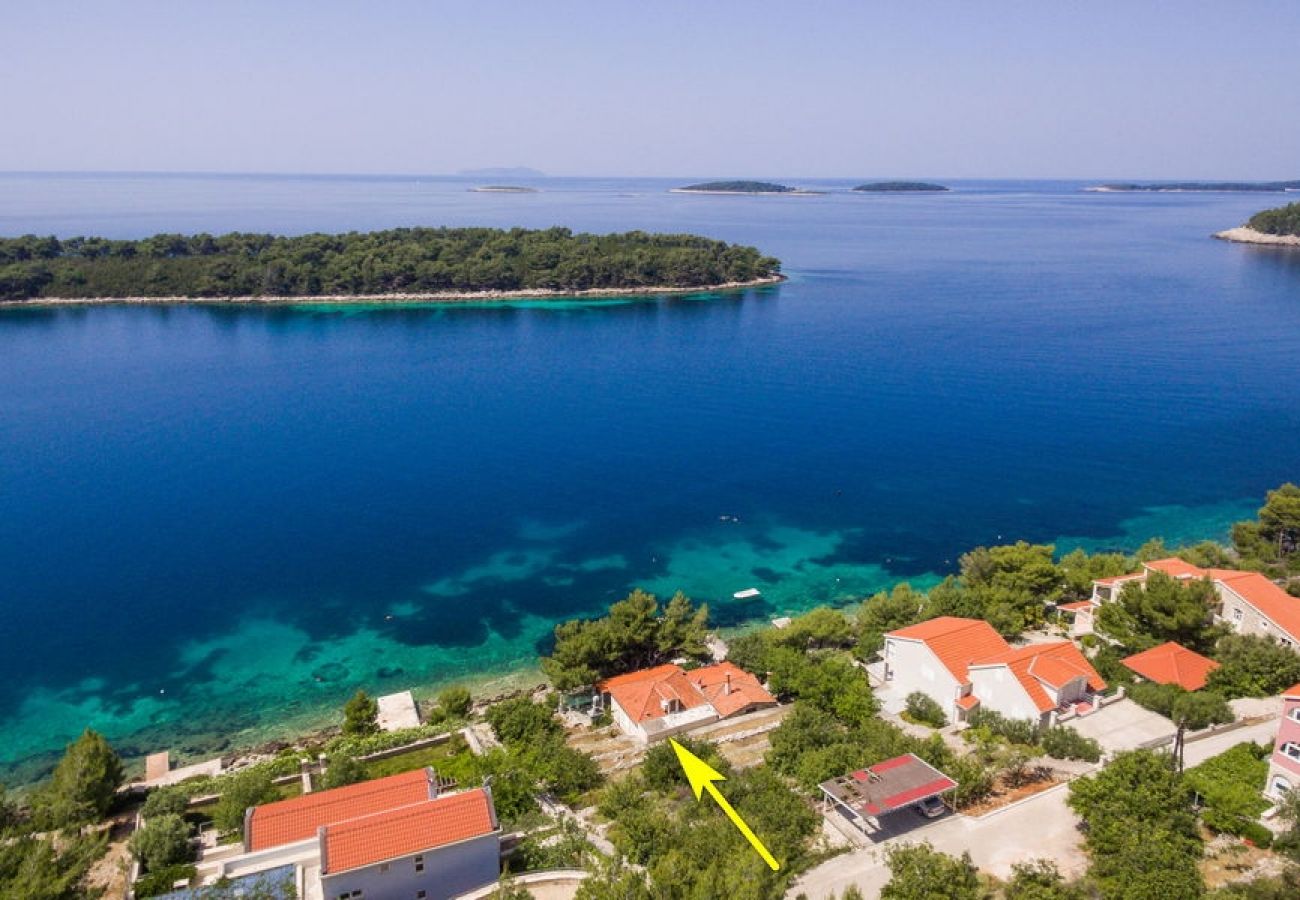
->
[724,672,732,696]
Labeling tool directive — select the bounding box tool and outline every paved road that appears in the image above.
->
[788,719,1280,899]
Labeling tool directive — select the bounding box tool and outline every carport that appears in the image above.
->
[819,753,958,841]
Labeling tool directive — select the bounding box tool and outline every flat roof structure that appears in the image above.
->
[819,753,957,822]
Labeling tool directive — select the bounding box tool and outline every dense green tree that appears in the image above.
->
[0,228,781,301]
[0,832,108,900]
[574,855,652,900]
[1058,548,1132,601]
[486,697,561,745]
[1125,681,1233,728]
[36,728,125,827]
[141,785,191,821]
[542,590,710,689]
[904,691,947,728]
[437,685,473,718]
[320,753,367,789]
[1247,203,1300,237]
[880,843,985,899]
[1206,633,1300,697]
[212,769,278,836]
[130,813,194,871]
[856,583,925,656]
[1096,571,1221,652]
[770,607,854,651]
[640,738,731,793]
[342,689,379,736]
[1002,859,1085,900]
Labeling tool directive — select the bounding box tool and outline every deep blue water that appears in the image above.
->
[2,173,1298,781]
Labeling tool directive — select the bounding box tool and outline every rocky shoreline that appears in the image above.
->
[0,274,786,309]
[1213,226,1300,247]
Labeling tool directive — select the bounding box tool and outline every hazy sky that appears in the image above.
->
[3,1,1298,179]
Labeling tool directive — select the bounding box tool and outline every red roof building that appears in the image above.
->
[598,661,776,743]
[1121,641,1220,691]
[819,753,957,831]
[321,789,497,875]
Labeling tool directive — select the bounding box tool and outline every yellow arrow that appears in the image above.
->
[669,739,779,871]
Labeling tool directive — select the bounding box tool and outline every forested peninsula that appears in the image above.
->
[1089,181,1300,193]
[1215,201,1300,247]
[0,228,783,304]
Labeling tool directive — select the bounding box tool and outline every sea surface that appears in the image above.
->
[2,173,1298,783]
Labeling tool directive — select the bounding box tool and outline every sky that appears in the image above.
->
[2,1,1298,179]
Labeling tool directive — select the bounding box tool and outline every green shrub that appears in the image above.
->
[437,686,473,718]
[1040,726,1102,762]
[904,692,947,728]
[141,785,191,820]
[130,814,194,871]
[133,863,197,898]
[320,754,367,789]
[966,708,1037,746]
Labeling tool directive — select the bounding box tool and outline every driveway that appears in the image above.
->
[1067,699,1175,754]
[789,783,1086,899]
[788,716,1283,898]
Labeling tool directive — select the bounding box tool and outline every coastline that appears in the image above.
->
[0,274,785,310]
[1213,226,1300,247]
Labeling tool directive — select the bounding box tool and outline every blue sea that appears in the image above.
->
[2,173,1298,783]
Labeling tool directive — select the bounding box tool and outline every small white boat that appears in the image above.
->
[733,587,762,600]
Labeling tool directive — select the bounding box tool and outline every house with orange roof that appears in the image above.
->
[173,768,501,900]
[883,617,1106,725]
[1266,682,1300,800]
[1120,641,1220,691]
[967,642,1107,727]
[1084,558,1300,649]
[598,661,776,743]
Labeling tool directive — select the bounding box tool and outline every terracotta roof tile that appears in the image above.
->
[1214,572,1300,643]
[956,694,980,710]
[1144,558,1210,579]
[1121,641,1220,691]
[322,789,496,874]
[971,642,1106,713]
[686,662,776,718]
[1283,682,1300,700]
[886,617,1010,684]
[247,769,433,852]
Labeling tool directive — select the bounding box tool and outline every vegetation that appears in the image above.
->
[1095,570,1221,653]
[1232,482,1300,574]
[32,728,125,829]
[1247,201,1300,236]
[853,181,949,192]
[1125,680,1233,728]
[1003,859,1086,899]
[1206,633,1300,698]
[856,583,926,656]
[677,181,796,193]
[342,689,379,736]
[0,832,109,900]
[437,685,474,718]
[141,785,191,820]
[130,813,195,871]
[213,769,279,836]
[133,864,199,898]
[1068,749,1204,899]
[880,843,983,899]
[0,227,781,301]
[320,753,367,789]
[483,697,601,808]
[541,589,710,689]
[1184,742,1271,845]
[905,691,948,728]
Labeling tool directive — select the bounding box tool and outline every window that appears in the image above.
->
[1290,707,1300,723]
[417,893,427,900]
[413,854,425,873]
[1272,775,1292,796]
[1232,608,1244,622]
[1283,741,1300,762]
[337,892,363,900]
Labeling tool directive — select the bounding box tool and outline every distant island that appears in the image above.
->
[1087,180,1300,193]
[671,181,822,195]
[0,228,783,304]
[457,166,545,178]
[853,181,950,192]
[469,185,539,193]
[1214,200,1300,247]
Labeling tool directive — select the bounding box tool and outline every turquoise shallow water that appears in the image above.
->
[1,174,1297,782]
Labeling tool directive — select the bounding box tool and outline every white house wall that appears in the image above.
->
[884,639,962,719]
[968,667,1045,725]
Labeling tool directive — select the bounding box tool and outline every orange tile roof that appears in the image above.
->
[1121,641,1220,691]
[1283,682,1300,701]
[886,617,1011,684]
[1058,600,1096,613]
[972,642,1107,713]
[247,768,433,852]
[322,789,496,874]
[1094,573,1145,585]
[1144,558,1210,579]
[687,662,776,718]
[1213,571,1300,642]
[598,664,712,724]
[956,694,980,710]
